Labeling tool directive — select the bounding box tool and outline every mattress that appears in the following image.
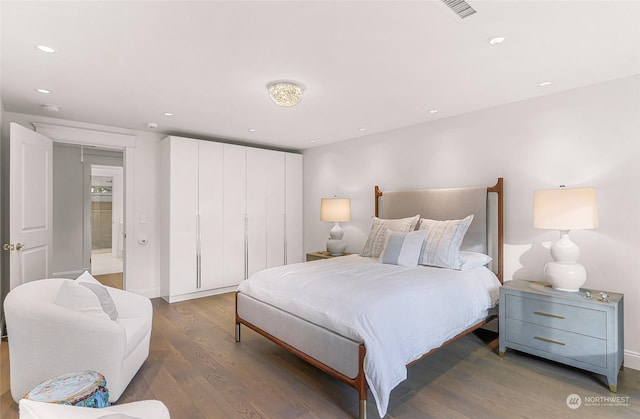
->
[237,255,501,417]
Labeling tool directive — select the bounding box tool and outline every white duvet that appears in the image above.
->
[237,255,501,417]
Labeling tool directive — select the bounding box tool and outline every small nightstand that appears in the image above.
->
[499,280,624,392]
[306,251,354,262]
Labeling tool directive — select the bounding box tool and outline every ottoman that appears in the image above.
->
[24,370,110,408]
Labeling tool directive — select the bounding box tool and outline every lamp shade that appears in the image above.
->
[321,198,351,222]
[533,187,599,230]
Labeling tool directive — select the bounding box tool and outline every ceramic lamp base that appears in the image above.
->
[326,239,347,256]
[544,261,587,292]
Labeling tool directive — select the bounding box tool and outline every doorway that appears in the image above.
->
[52,144,124,288]
[90,165,124,288]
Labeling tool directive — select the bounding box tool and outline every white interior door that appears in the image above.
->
[7,123,53,290]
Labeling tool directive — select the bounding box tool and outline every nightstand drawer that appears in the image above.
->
[505,294,606,338]
[505,318,607,368]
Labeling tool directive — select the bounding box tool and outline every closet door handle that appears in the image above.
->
[196,214,202,289]
[283,213,287,265]
[244,214,248,280]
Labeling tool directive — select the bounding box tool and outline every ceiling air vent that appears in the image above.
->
[441,0,477,19]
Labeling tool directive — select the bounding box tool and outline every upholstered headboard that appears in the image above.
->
[375,178,504,282]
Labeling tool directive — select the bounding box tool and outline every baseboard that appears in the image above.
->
[162,285,237,303]
[130,287,161,299]
[624,350,640,371]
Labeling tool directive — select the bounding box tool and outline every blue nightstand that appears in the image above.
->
[499,280,624,392]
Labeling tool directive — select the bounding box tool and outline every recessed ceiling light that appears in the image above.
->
[358,127,367,131]
[163,112,173,116]
[539,81,553,87]
[35,88,51,94]
[42,104,60,112]
[36,45,55,53]
[429,109,439,114]
[488,36,505,45]
[309,140,316,143]
[248,128,257,132]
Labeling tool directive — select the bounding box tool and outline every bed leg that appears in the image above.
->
[359,399,367,419]
[235,323,241,342]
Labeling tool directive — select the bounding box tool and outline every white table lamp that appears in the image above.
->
[533,187,599,292]
[321,197,351,256]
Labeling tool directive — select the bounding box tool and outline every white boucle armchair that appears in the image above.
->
[19,399,170,419]
[4,278,152,403]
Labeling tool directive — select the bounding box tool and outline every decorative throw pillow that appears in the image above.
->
[56,280,111,320]
[77,271,119,320]
[379,229,427,267]
[418,215,473,269]
[361,215,420,258]
[459,251,492,270]
[55,272,119,321]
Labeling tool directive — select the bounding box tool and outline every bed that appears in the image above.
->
[235,178,504,418]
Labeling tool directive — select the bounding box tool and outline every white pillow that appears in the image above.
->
[418,215,473,269]
[459,251,492,270]
[56,280,111,320]
[77,271,119,320]
[361,215,420,258]
[55,271,119,320]
[379,229,427,267]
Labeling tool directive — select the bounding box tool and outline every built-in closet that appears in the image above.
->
[160,136,303,303]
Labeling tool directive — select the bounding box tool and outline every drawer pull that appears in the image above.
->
[534,336,566,346]
[534,311,565,319]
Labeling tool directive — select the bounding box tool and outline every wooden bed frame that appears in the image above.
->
[236,178,504,419]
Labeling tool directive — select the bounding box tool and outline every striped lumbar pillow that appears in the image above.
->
[361,215,420,258]
[418,215,473,269]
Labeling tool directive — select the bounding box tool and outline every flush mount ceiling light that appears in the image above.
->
[35,88,51,94]
[539,81,553,87]
[267,81,304,107]
[488,36,505,45]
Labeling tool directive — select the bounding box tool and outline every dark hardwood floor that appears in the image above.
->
[2,292,640,418]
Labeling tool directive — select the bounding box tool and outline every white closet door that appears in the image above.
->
[246,148,285,276]
[285,153,304,264]
[198,141,224,290]
[265,152,286,269]
[223,144,247,285]
[168,137,199,296]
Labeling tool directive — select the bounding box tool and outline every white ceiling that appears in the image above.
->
[2,1,639,151]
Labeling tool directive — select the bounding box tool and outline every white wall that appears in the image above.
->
[51,143,87,277]
[303,74,640,368]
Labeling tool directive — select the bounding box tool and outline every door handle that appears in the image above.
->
[3,243,24,251]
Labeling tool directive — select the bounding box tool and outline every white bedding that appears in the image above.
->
[236,255,501,417]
